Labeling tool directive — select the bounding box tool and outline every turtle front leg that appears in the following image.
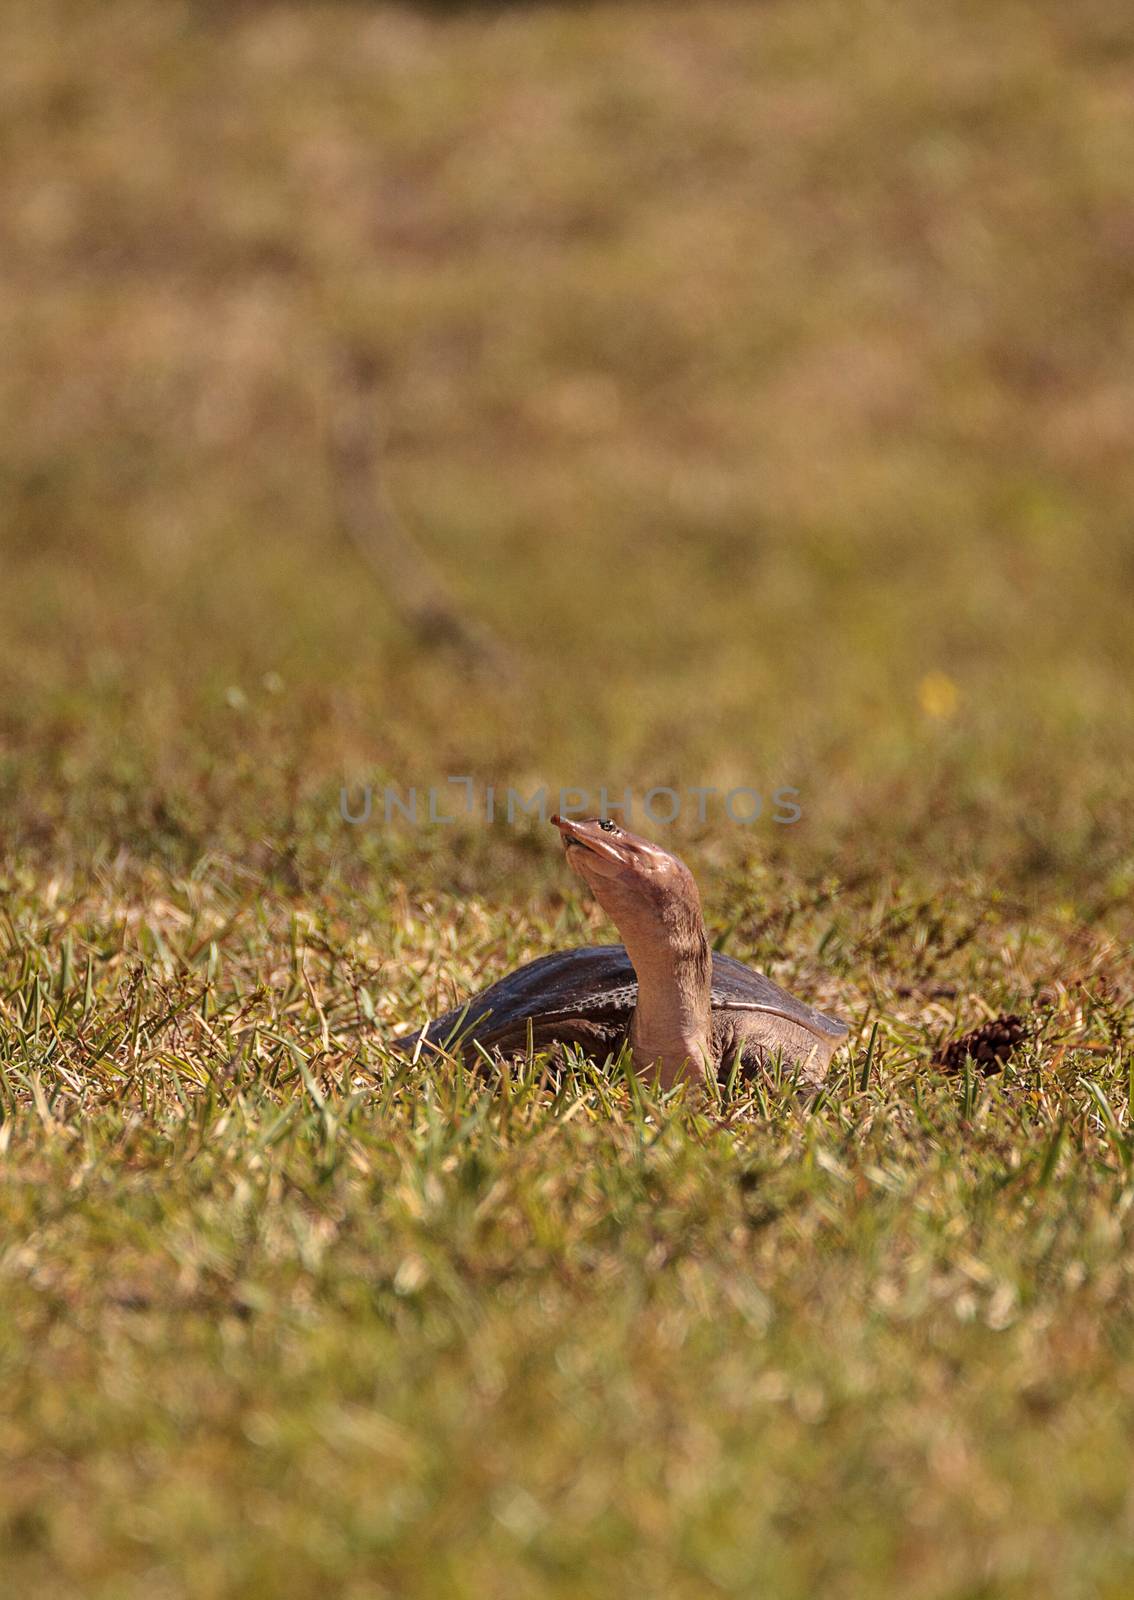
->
[716,1013,838,1091]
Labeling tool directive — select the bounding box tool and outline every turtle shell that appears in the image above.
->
[394,944,847,1062]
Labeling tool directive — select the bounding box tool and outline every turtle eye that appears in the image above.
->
[598,818,618,833]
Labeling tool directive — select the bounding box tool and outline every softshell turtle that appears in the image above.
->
[394,814,848,1088]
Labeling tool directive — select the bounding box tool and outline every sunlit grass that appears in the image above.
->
[2,854,1133,1596]
[2,0,1134,1594]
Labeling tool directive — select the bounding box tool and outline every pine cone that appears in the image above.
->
[938,1013,1030,1075]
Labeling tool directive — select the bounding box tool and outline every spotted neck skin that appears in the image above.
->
[604,878,714,1089]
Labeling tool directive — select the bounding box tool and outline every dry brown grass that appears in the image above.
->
[2,2,1133,1594]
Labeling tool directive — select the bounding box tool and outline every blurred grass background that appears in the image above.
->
[3,3,1134,1597]
[3,0,1133,893]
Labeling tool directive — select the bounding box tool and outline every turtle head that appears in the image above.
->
[550,814,701,928]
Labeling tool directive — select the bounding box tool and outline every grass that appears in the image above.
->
[2,0,1134,1595]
